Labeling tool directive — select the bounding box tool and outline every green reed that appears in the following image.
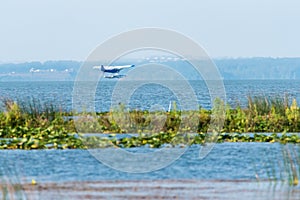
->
[0,96,300,149]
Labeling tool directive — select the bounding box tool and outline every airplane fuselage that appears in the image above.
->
[102,68,122,73]
[93,64,135,78]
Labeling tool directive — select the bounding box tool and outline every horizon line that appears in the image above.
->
[1,56,300,64]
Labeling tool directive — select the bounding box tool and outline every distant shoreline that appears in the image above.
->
[1,58,300,80]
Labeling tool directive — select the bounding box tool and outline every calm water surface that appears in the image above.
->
[0,80,300,111]
[1,143,299,183]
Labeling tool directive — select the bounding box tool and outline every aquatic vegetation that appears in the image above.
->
[0,126,84,149]
[0,96,300,149]
[0,98,84,149]
[80,132,300,149]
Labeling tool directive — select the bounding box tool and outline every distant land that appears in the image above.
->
[0,58,300,81]
[0,60,79,81]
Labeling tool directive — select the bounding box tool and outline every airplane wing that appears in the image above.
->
[93,65,134,70]
[104,65,134,70]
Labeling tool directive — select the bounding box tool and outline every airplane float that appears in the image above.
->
[93,64,135,78]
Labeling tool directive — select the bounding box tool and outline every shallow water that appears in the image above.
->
[1,143,299,182]
[19,180,300,200]
[1,143,300,199]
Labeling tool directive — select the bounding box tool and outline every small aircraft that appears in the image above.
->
[93,64,135,78]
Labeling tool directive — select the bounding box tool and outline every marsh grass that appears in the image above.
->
[0,98,84,149]
[0,97,65,130]
[224,95,300,133]
[1,95,300,149]
[18,97,59,122]
[0,176,24,200]
[2,95,300,135]
[281,145,300,186]
[0,157,26,200]
[247,94,289,116]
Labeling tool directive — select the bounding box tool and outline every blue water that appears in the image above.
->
[0,80,300,112]
[0,80,300,184]
[1,143,299,183]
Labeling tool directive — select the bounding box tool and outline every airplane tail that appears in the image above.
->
[101,65,105,71]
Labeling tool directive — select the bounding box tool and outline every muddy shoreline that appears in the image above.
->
[2,179,299,200]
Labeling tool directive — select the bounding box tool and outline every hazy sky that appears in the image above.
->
[0,0,299,62]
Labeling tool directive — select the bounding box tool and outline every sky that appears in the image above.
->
[0,0,299,62]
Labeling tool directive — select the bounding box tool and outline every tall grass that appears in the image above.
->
[247,94,290,115]
[0,155,26,200]
[0,97,84,149]
[0,97,64,129]
[281,145,299,186]
[1,94,300,134]
[18,97,60,122]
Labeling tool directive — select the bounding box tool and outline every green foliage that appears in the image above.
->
[224,105,246,132]
[81,132,300,149]
[1,95,300,150]
[0,98,83,149]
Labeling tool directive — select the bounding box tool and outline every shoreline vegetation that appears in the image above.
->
[0,95,300,150]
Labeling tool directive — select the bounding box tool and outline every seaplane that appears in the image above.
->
[93,64,135,79]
